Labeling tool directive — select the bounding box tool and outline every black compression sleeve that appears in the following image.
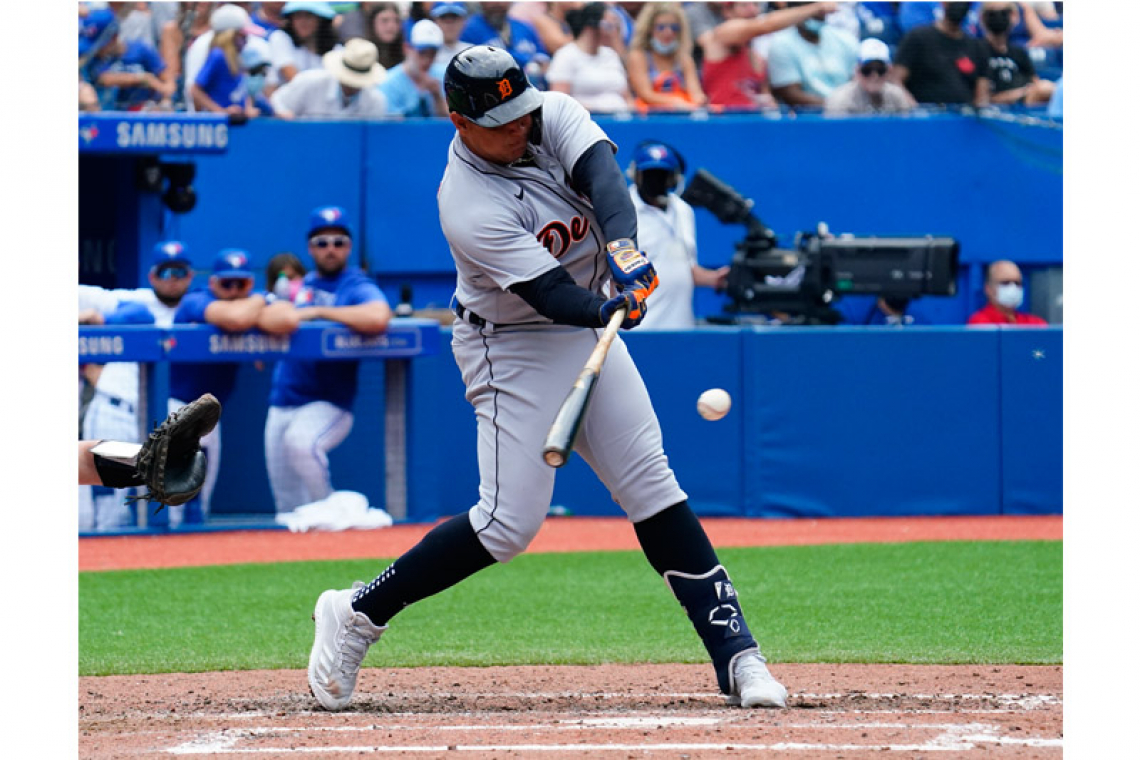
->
[571,141,638,247]
[509,266,607,327]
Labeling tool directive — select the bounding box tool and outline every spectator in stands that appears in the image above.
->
[271,37,389,118]
[766,1,859,107]
[546,3,634,114]
[168,249,299,527]
[79,242,195,531]
[627,141,728,330]
[191,26,263,117]
[117,2,180,51]
[80,7,176,111]
[967,260,1047,326]
[363,2,407,70]
[184,4,268,112]
[627,2,707,112]
[264,206,392,514]
[685,1,835,111]
[898,1,982,37]
[430,2,472,68]
[1019,2,1062,48]
[378,19,447,117]
[979,2,1054,106]
[461,1,549,83]
[270,1,341,84]
[509,1,575,59]
[267,252,308,301]
[241,36,277,114]
[891,2,990,108]
[252,1,287,35]
[824,37,915,115]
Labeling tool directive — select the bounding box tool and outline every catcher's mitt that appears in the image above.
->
[130,393,222,509]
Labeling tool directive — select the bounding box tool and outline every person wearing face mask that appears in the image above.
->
[766,1,860,107]
[241,36,277,115]
[891,1,990,107]
[627,2,707,112]
[627,141,728,330]
[967,260,1047,326]
[978,2,1055,106]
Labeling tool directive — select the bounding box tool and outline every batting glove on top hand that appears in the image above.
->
[606,238,659,296]
[599,288,649,330]
[129,393,222,510]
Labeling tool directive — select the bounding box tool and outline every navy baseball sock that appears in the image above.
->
[635,501,758,694]
[351,513,495,625]
[633,500,719,576]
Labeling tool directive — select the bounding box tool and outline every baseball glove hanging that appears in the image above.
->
[129,393,222,510]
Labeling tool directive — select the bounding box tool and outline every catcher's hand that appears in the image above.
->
[130,393,222,510]
[605,239,659,296]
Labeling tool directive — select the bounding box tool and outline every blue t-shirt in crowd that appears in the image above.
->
[170,288,252,405]
[82,40,166,110]
[269,268,388,410]
[460,15,548,70]
[379,61,447,117]
[195,48,248,109]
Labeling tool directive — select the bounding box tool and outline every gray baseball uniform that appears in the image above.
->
[438,91,687,561]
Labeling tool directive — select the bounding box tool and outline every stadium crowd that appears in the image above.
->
[78,1,1063,118]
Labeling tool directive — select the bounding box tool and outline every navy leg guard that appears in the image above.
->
[663,565,759,695]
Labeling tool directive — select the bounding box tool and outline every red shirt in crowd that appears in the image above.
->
[967,303,1048,326]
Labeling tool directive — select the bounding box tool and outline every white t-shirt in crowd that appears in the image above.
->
[545,43,630,114]
[270,69,388,118]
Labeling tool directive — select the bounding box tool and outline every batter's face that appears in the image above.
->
[308,230,352,277]
[451,111,532,165]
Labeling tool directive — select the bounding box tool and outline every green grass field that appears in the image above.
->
[79,541,1061,677]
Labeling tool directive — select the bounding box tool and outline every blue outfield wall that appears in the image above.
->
[391,326,1061,523]
[122,113,1060,324]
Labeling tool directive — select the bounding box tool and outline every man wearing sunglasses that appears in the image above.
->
[168,249,300,526]
[265,206,392,514]
[79,241,196,531]
[823,38,915,115]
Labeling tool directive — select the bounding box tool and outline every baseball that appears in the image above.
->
[697,388,732,421]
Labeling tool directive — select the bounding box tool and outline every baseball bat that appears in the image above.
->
[542,307,627,468]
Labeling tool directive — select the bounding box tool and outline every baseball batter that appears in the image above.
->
[308,46,786,711]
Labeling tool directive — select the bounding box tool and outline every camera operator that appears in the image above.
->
[834,295,930,326]
[627,141,729,330]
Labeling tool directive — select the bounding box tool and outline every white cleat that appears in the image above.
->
[727,651,788,708]
[307,582,386,711]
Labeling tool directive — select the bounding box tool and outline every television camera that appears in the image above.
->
[679,169,960,324]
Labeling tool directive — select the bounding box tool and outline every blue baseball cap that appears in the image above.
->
[308,206,352,238]
[631,142,682,173]
[79,8,118,57]
[151,240,192,270]
[212,248,254,278]
[281,1,337,19]
[431,2,468,18]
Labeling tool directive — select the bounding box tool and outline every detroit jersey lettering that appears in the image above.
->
[438,92,616,326]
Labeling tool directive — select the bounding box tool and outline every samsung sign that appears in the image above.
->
[79,114,230,155]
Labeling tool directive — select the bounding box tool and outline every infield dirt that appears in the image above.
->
[79,516,1063,758]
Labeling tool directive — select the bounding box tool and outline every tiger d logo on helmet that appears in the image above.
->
[444,45,544,129]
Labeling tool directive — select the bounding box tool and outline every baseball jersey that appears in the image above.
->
[269,268,388,410]
[628,186,699,330]
[438,91,614,326]
[169,288,257,405]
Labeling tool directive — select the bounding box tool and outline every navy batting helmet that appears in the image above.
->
[444,45,544,127]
